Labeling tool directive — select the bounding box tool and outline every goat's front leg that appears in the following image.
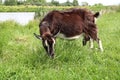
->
[82,35,90,46]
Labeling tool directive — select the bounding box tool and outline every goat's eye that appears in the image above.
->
[47,40,52,45]
[47,38,55,45]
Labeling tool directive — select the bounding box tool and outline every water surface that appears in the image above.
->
[0,12,35,25]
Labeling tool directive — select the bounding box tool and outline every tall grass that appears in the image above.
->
[0,12,120,80]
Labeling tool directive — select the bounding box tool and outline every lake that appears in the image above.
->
[0,12,35,25]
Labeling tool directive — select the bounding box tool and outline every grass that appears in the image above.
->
[0,12,120,80]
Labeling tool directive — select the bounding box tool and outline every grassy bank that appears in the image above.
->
[0,12,120,80]
[0,5,106,12]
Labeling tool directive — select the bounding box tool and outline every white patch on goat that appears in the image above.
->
[42,21,47,24]
[51,38,55,53]
[45,40,48,47]
[42,21,49,26]
[52,38,55,45]
[45,40,50,53]
[94,17,98,23]
[57,33,83,40]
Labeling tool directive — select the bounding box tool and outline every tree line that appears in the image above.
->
[0,0,81,6]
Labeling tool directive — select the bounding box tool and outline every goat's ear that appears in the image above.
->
[34,33,42,40]
[94,12,100,18]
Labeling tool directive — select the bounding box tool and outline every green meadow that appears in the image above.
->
[0,12,120,80]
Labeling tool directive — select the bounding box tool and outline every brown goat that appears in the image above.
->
[34,8,103,58]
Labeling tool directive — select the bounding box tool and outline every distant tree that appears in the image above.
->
[64,0,72,6]
[94,3,103,6]
[0,0,2,5]
[17,0,26,5]
[4,0,17,6]
[72,0,79,6]
[81,2,88,6]
[37,0,46,5]
[25,0,46,5]
[51,0,60,6]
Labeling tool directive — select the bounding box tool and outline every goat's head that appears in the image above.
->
[34,21,56,58]
[34,33,55,58]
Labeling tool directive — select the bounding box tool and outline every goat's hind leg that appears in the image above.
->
[89,34,103,52]
[96,38,103,52]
